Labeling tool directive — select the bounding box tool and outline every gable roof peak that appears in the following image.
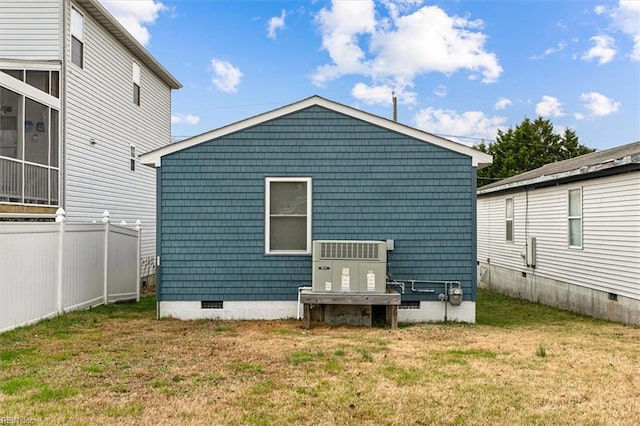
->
[141,95,492,168]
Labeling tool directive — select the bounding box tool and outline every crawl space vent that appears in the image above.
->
[201,300,223,309]
[399,301,420,310]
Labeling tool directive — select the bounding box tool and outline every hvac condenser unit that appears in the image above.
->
[312,240,387,293]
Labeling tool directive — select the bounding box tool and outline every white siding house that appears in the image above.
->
[477,142,640,325]
[0,0,181,260]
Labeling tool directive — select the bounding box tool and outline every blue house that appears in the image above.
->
[141,96,492,323]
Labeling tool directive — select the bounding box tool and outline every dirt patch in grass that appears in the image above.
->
[1,291,639,425]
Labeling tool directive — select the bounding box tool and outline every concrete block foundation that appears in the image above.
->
[478,262,640,325]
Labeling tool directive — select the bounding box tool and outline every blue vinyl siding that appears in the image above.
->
[158,106,476,302]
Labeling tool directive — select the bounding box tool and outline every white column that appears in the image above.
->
[55,208,66,314]
[102,210,110,305]
[135,220,142,302]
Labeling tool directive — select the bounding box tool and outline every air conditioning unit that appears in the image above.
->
[312,240,387,293]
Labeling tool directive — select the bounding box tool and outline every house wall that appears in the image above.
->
[0,0,62,61]
[158,106,478,320]
[478,171,640,323]
[62,0,173,258]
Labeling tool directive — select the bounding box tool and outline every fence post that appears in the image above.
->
[135,220,142,302]
[55,208,66,314]
[102,210,110,305]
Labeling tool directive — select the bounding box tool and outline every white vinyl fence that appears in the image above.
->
[0,209,141,333]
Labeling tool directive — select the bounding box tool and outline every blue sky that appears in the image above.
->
[100,0,640,151]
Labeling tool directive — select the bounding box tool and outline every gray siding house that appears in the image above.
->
[0,0,181,259]
[141,96,492,323]
[477,142,640,325]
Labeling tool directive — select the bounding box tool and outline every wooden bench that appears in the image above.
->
[299,289,401,329]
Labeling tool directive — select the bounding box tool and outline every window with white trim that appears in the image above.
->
[130,145,136,171]
[505,197,514,243]
[568,188,582,248]
[70,7,84,68]
[132,62,141,106]
[265,177,312,254]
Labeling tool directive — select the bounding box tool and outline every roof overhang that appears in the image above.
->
[74,0,181,90]
[477,153,640,196]
[141,96,493,168]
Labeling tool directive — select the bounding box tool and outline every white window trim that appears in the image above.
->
[505,197,514,243]
[568,187,583,249]
[265,177,312,255]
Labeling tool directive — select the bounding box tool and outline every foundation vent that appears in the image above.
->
[201,300,223,309]
[399,301,420,309]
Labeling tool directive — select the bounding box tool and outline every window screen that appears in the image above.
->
[265,177,311,254]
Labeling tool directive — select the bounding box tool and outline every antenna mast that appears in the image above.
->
[392,91,398,122]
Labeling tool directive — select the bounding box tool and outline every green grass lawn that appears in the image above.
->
[1,289,639,425]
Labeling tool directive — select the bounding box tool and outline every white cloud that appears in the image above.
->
[544,41,568,55]
[267,10,286,39]
[433,85,447,97]
[582,35,617,64]
[574,112,586,121]
[99,0,167,46]
[536,96,564,117]
[210,59,243,93]
[580,92,621,116]
[632,35,640,61]
[171,113,200,125]
[613,1,640,61]
[611,1,640,35]
[595,1,640,61]
[413,107,507,145]
[495,97,512,110]
[312,0,376,86]
[530,40,568,59]
[312,1,502,88]
[351,82,417,105]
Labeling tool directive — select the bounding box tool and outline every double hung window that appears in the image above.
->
[132,62,141,106]
[265,177,312,254]
[568,188,582,248]
[71,7,84,68]
[505,197,514,242]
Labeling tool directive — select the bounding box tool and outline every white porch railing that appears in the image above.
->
[0,156,59,205]
[0,209,141,333]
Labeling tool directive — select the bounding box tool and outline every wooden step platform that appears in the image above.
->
[300,289,401,329]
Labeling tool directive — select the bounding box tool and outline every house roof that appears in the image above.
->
[76,0,181,90]
[140,95,493,168]
[477,141,640,195]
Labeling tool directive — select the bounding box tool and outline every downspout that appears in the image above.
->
[525,187,529,243]
[60,0,68,213]
[156,166,162,320]
[471,166,478,304]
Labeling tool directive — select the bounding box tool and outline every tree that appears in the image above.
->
[475,117,595,187]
